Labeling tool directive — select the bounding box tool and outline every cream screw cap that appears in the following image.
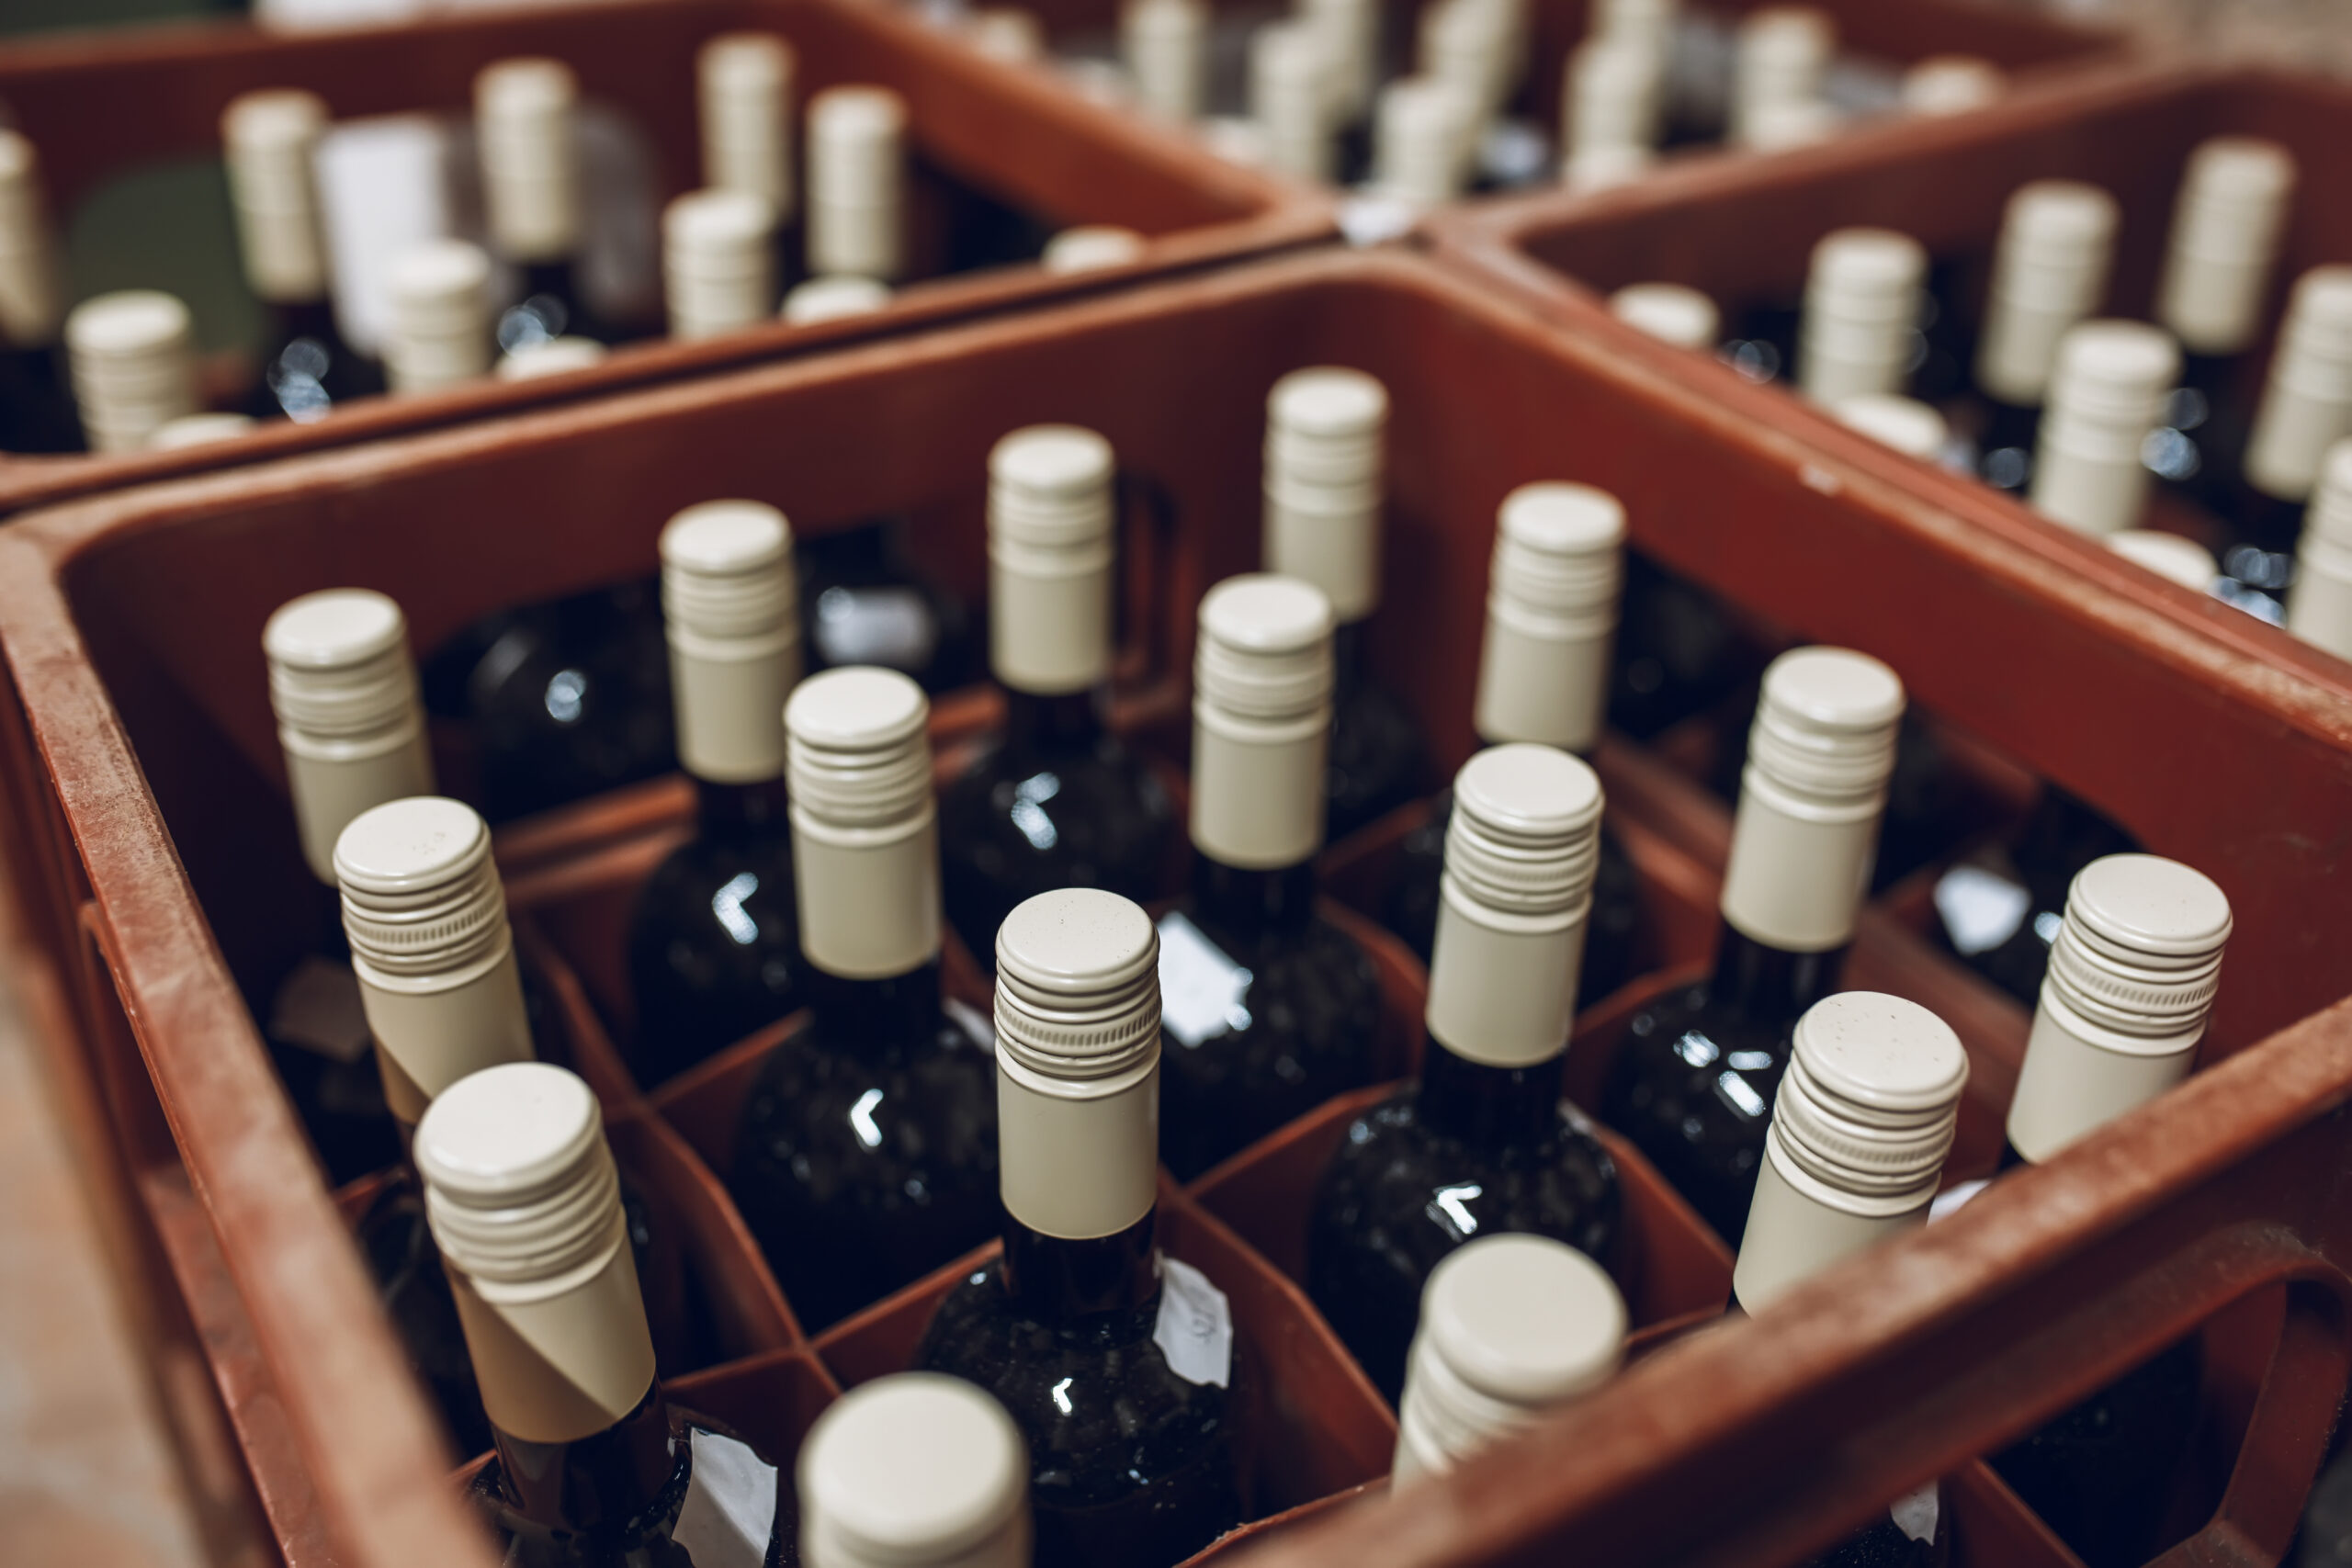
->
[266,587,434,883]
[1191,574,1335,870]
[2156,136,2296,357]
[2030,319,2180,536]
[475,58,582,263]
[0,130,63,347]
[801,1373,1032,1568]
[221,88,332,303]
[2288,438,2352,659]
[1610,283,1718,350]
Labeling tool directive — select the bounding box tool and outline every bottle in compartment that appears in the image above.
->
[2287,439,2352,659]
[384,238,497,396]
[1261,367,1429,837]
[939,425,1177,970]
[1560,35,1663,192]
[2213,265,2352,615]
[1388,1234,1624,1486]
[1610,282,1720,354]
[663,188,779,342]
[1735,990,1967,1568]
[1984,853,2231,1568]
[2151,136,2297,506]
[1157,574,1382,1179]
[0,130,79,453]
[1970,179,2120,493]
[797,512,984,696]
[624,502,809,1085]
[2029,320,2179,538]
[418,1062,788,1565]
[1799,228,1928,410]
[63,290,201,457]
[698,32,796,272]
[806,85,908,287]
[798,1373,1031,1568]
[336,794,687,1458]
[477,58,609,349]
[1602,646,1905,1247]
[731,667,999,1330]
[1310,742,1624,1401]
[221,89,382,423]
[917,888,1250,1568]
[1381,481,1641,1005]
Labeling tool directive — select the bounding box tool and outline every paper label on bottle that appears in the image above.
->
[944,996,997,1055]
[1153,1256,1234,1388]
[269,955,375,1064]
[1890,1481,1939,1544]
[671,1427,779,1568]
[810,586,938,672]
[1928,1179,1990,1224]
[1932,864,2032,956]
[1154,911,1253,1049]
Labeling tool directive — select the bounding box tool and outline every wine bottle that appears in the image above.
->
[263,588,436,1179]
[1157,574,1382,1179]
[1602,646,1905,1246]
[624,502,808,1085]
[63,291,199,456]
[1611,282,1720,353]
[2217,265,2352,609]
[807,86,907,285]
[1736,991,1967,1567]
[699,33,796,261]
[940,425,1176,968]
[1971,180,2119,494]
[1389,1234,1624,1485]
[2287,439,2352,659]
[1382,481,1640,1005]
[2028,320,2179,537]
[732,667,999,1329]
[1799,228,1928,408]
[419,1062,787,1564]
[1123,0,1209,123]
[384,239,495,395]
[918,887,1250,1568]
[221,89,381,423]
[1729,6,1833,150]
[1312,742,1623,1401]
[476,59,602,350]
[664,189,778,341]
[1262,367,1428,838]
[0,130,77,454]
[1988,853,2230,1568]
[798,1373,1030,1568]
[2152,136,2297,498]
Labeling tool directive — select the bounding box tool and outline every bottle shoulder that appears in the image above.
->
[1315,1089,1622,1250]
[738,1015,1000,1172]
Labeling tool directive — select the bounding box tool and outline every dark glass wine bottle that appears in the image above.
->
[1262,367,1428,839]
[732,667,999,1330]
[419,1063,790,1566]
[1968,180,2119,496]
[1312,743,1624,1402]
[1602,646,1905,1247]
[1158,574,1382,1180]
[624,501,808,1085]
[2215,265,2352,616]
[919,888,1250,1568]
[798,1373,1030,1568]
[1928,785,2137,1008]
[1985,853,2231,1568]
[1735,991,1970,1568]
[1382,480,1639,1005]
[1389,1233,1625,1485]
[941,424,1176,968]
[0,130,78,454]
[477,58,612,353]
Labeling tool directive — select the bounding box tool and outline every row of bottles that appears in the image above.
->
[0,32,1150,456]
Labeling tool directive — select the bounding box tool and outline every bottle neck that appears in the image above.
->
[1189,852,1317,943]
[1001,1209,1159,1325]
[1417,1037,1566,1147]
[1706,922,1844,1037]
[811,956,943,1053]
[490,1380,679,1535]
[694,773,790,837]
[1002,686,1104,754]
[268,295,340,348]
[1332,617,1372,694]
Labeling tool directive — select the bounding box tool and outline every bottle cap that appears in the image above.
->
[1565,35,1663,160]
[1297,0,1380,120]
[967,7,1046,62]
[334,795,509,979]
[662,187,779,340]
[1393,1235,1624,1485]
[1193,573,1335,725]
[475,58,581,263]
[2308,439,2352,549]
[1373,77,1469,207]
[2107,530,2217,592]
[1834,394,1949,462]
[2157,136,2296,355]
[989,423,1116,694]
[221,88,331,304]
[0,130,63,349]
[1191,573,1334,869]
[385,239,492,393]
[1041,225,1148,275]
[1800,228,1926,404]
[784,275,893,324]
[1770,992,1967,1206]
[699,32,795,216]
[1743,95,1839,152]
[1745,646,1905,808]
[1732,5,1832,142]
[494,336,607,380]
[1594,0,1678,49]
[1900,54,2002,116]
[2047,318,2178,431]
[800,1374,1032,1568]
[1263,366,1387,623]
[1250,20,1336,181]
[990,423,1115,548]
[2244,265,2352,502]
[1976,179,2120,407]
[1445,742,1603,919]
[1122,0,1210,122]
[2291,440,2352,655]
[1475,481,1623,751]
[786,667,939,982]
[150,412,257,449]
[1610,282,1719,350]
[806,86,907,281]
[661,498,799,783]
[266,588,418,741]
[786,666,930,829]
[2044,853,2231,1043]
[64,290,199,454]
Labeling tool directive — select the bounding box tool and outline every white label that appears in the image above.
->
[269,955,375,1064]
[944,997,997,1055]
[811,586,938,672]
[671,1427,779,1568]
[1927,1179,1990,1224]
[1890,1480,1939,1544]
[1155,911,1252,1049]
[1153,1256,1233,1389]
[316,118,452,357]
[1933,865,2032,956]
